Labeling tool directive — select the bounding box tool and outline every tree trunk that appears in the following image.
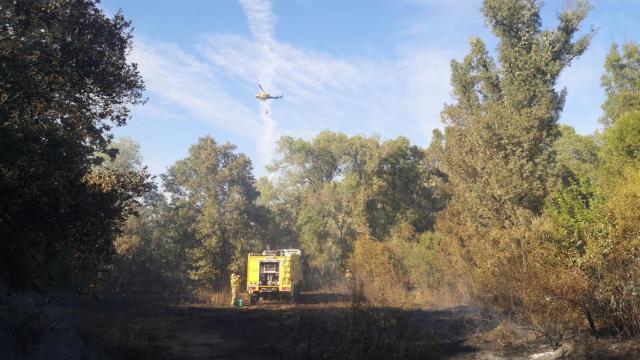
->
[584,307,597,335]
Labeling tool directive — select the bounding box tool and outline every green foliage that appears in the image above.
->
[267,131,442,284]
[0,0,148,291]
[599,111,640,182]
[544,178,606,265]
[601,42,640,127]
[348,227,459,307]
[553,125,600,182]
[437,0,592,302]
[362,137,439,238]
[396,231,448,292]
[98,138,189,293]
[269,132,348,192]
[532,168,640,337]
[255,176,300,249]
[7,0,639,346]
[508,40,640,339]
[297,182,357,281]
[162,136,265,286]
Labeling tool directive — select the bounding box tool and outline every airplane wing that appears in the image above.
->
[258,84,265,92]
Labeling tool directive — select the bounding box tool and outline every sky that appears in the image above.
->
[101,0,640,178]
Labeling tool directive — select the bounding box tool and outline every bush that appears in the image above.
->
[349,235,409,307]
[502,174,640,342]
[389,225,469,307]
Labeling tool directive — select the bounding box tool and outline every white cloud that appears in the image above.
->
[199,32,455,137]
[239,0,279,165]
[130,41,259,136]
[118,0,615,179]
[129,1,461,173]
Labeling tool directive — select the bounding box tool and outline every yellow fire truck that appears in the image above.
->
[246,249,302,304]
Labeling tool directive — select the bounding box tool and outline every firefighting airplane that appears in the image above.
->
[255,84,283,101]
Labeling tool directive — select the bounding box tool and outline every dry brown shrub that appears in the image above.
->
[466,217,593,348]
[348,235,410,307]
[190,287,235,307]
[518,248,589,347]
[599,169,640,337]
[427,234,474,307]
[387,224,472,308]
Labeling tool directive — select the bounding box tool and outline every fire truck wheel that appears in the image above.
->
[249,294,258,305]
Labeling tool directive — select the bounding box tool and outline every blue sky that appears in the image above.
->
[101,0,640,178]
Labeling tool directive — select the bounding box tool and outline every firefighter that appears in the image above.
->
[230,273,241,306]
[345,269,354,290]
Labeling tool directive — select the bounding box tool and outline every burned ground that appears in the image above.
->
[3,291,640,360]
[73,292,465,359]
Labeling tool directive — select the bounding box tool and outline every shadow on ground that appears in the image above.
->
[69,292,494,360]
[298,291,350,304]
[8,292,640,359]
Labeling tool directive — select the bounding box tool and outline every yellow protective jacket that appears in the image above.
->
[230,274,241,289]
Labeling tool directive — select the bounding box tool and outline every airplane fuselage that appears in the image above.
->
[256,84,283,101]
[256,93,283,101]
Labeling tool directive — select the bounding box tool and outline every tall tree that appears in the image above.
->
[599,111,640,183]
[600,42,640,127]
[437,0,592,293]
[0,0,149,291]
[162,137,264,285]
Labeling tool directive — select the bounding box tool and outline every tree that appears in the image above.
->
[360,137,439,239]
[436,0,592,299]
[162,137,265,285]
[101,137,144,172]
[599,111,640,182]
[269,131,348,192]
[553,125,600,183]
[267,132,442,284]
[0,0,149,292]
[600,42,640,127]
[255,176,300,249]
[297,182,357,281]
